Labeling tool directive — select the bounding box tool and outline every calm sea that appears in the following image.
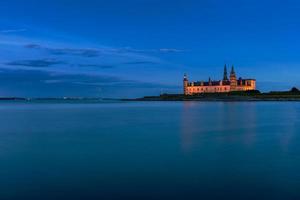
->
[0,101,300,200]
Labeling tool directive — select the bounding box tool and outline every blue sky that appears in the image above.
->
[0,0,300,97]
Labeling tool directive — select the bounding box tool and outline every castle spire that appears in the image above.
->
[223,64,228,81]
[230,65,237,90]
[183,73,188,95]
[183,73,188,81]
[230,65,235,76]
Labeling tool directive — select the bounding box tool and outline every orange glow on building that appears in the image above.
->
[183,65,256,95]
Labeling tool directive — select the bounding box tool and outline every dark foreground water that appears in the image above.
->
[1,101,300,200]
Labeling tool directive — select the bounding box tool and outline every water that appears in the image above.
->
[1,101,300,200]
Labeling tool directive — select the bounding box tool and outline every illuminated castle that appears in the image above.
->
[183,65,256,95]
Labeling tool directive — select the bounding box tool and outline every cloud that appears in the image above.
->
[25,44,41,49]
[5,59,65,68]
[4,58,158,72]
[122,61,158,65]
[0,68,176,97]
[24,43,185,58]
[43,79,64,84]
[159,48,185,53]
[109,47,185,54]
[77,64,115,69]
[25,44,99,57]
[75,61,158,69]
[76,61,158,69]
[0,29,27,33]
[50,48,99,57]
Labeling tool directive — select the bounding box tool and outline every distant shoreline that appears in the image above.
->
[123,88,300,102]
[2,88,300,102]
[124,95,300,102]
[0,97,117,102]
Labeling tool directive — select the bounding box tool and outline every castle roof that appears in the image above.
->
[237,78,256,86]
[191,80,231,86]
[185,66,256,87]
[189,78,256,87]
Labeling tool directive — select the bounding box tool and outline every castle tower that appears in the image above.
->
[183,73,188,95]
[223,64,228,81]
[230,65,237,90]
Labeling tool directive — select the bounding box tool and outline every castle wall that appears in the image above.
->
[236,80,256,91]
[186,85,230,94]
[185,80,256,95]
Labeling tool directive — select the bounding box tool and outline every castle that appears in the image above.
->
[183,65,256,95]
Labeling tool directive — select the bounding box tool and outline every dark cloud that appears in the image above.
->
[5,59,157,70]
[25,44,99,57]
[0,69,178,98]
[25,44,42,49]
[5,59,65,68]
[50,48,99,57]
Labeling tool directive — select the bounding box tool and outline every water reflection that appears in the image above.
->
[277,104,298,152]
[180,102,259,152]
[180,101,202,152]
[180,102,300,153]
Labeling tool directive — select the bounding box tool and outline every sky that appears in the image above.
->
[0,0,300,98]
